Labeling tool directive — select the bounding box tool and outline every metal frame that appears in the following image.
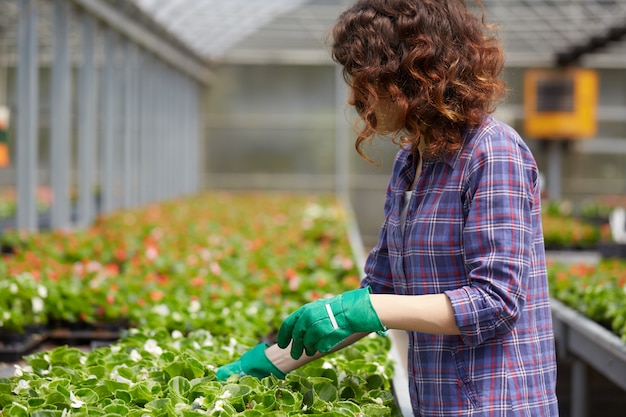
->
[130,0,626,68]
[5,0,207,232]
[15,0,38,231]
[551,298,626,417]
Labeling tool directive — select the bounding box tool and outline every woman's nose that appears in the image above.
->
[347,87,356,106]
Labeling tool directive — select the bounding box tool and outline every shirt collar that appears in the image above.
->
[433,118,487,169]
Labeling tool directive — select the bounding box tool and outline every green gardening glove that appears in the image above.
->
[216,343,286,381]
[276,286,386,360]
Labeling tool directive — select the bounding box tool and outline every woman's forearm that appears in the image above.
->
[265,332,368,373]
[370,293,461,335]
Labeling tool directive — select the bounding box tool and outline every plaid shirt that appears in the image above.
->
[362,117,559,416]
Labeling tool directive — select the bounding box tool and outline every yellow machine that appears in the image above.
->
[523,68,598,140]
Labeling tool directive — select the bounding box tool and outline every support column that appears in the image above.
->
[571,359,588,417]
[16,0,39,232]
[76,12,98,228]
[546,140,565,201]
[100,28,117,214]
[50,0,72,229]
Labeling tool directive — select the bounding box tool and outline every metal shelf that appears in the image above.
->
[551,298,626,391]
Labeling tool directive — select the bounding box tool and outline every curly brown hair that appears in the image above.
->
[331,0,507,161]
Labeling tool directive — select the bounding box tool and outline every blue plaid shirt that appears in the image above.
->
[362,117,558,416]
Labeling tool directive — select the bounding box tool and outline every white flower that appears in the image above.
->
[70,391,85,408]
[9,283,18,293]
[13,364,32,377]
[13,379,30,394]
[374,361,386,375]
[373,397,384,405]
[219,390,232,399]
[152,304,170,316]
[172,312,183,322]
[211,400,225,413]
[3,311,10,321]
[137,368,150,381]
[172,340,181,350]
[144,339,163,356]
[245,305,258,315]
[303,204,324,219]
[171,330,183,339]
[37,285,48,298]
[193,341,201,350]
[61,408,72,417]
[110,345,122,354]
[110,368,133,385]
[79,356,87,365]
[322,361,334,369]
[193,396,205,405]
[188,300,201,313]
[175,402,188,411]
[130,349,142,362]
[222,345,235,357]
[31,297,44,314]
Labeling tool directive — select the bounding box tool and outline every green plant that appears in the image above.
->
[1,328,399,416]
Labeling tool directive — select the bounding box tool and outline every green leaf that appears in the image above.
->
[183,354,206,379]
[146,397,172,410]
[44,391,69,408]
[28,358,50,372]
[74,387,99,405]
[366,374,385,390]
[29,410,63,417]
[302,389,314,408]
[275,388,299,412]
[114,389,132,403]
[164,360,185,380]
[0,382,13,394]
[169,375,192,397]
[252,392,276,411]
[93,384,113,401]
[360,403,391,416]
[334,400,361,415]
[5,402,29,417]
[240,410,264,416]
[129,381,153,405]
[312,380,338,403]
[86,365,107,379]
[339,386,356,400]
[27,397,46,407]
[103,403,130,415]
[0,393,15,408]
[104,379,130,393]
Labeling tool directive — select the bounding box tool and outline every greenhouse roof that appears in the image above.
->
[132,0,626,68]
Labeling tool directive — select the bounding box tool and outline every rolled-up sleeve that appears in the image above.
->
[445,128,536,347]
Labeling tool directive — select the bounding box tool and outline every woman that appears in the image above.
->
[218,1,559,415]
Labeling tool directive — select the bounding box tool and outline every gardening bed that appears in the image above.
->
[0,192,406,416]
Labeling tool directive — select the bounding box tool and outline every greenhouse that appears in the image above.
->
[0,0,626,416]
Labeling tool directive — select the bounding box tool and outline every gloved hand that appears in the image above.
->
[276,286,386,360]
[216,343,286,381]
